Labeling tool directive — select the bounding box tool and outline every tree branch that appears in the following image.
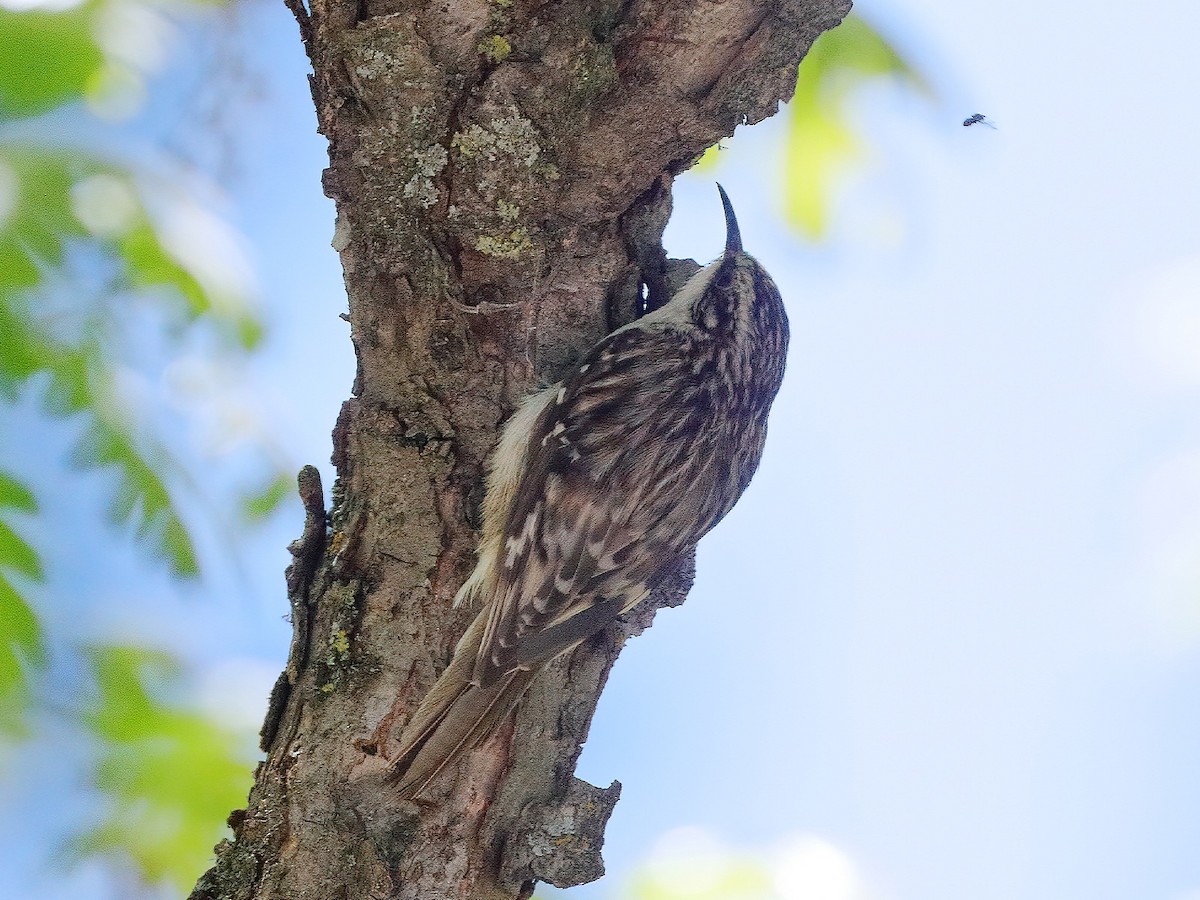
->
[192,1,850,897]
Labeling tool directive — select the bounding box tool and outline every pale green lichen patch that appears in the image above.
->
[347,41,431,86]
[328,628,352,665]
[413,144,448,176]
[479,34,511,62]
[404,176,439,208]
[475,228,533,259]
[496,199,520,221]
[453,116,543,167]
[403,144,448,208]
[351,46,393,81]
[450,111,559,261]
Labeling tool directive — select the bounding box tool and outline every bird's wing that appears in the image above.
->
[472,324,714,686]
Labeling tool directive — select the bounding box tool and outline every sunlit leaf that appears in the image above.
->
[0,151,83,271]
[0,9,104,119]
[0,475,42,744]
[0,470,42,737]
[0,518,42,580]
[0,572,43,735]
[0,149,264,577]
[784,75,860,237]
[78,645,254,892]
[0,573,42,670]
[84,646,178,742]
[0,470,37,512]
[625,855,773,899]
[691,143,723,173]
[242,471,293,521]
[811,13,931,86]
[120,223,209,315]
[783,14,932,238]
[70,416,199,577]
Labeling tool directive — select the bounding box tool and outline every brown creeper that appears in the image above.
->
[390,185,789,797]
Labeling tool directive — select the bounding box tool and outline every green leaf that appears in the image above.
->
[160,513,199,577]
[0,518,43,580]
[0,9,105,119]
[119,223,209,316]
[0,475,41,642]
[117,222,263,350]
[0,240,41,295]
[242,471,293,521]
[2,150,262,343]
[84,646,178,742]
[79,645,254,893]
[235,311,264,351]
[0,470,37,512]
[40,344,92,416]
[783,14,932,238]
[0,151,84,271]
[1,149,266,577]
[0,572,44,736]
[0,574,41,660]
[0,293,49,391]
[784,74,861,238]
[70,416,199,578]
[2,333,202,579]
[0,540,43,736]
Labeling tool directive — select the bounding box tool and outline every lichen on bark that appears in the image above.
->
[192,1,851,898]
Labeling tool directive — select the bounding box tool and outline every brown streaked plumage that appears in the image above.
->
[390,185,789,797]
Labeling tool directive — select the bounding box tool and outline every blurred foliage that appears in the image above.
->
[625,856,773,900]
[0,8,104,118]
[787,14,931,237]
[579,831,872,900]
[243,470,296,521]
[1,147,257,578]
[77,647,254,894]
[0,0,280,895]
[697,13,932,239]
[0,469,43,736]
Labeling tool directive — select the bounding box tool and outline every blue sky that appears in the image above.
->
[576,0,1200,896]
[3,0,1200,897]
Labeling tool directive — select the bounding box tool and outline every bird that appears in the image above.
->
[389,185,790,798]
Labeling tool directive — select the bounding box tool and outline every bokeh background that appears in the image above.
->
[2,0,1198,898]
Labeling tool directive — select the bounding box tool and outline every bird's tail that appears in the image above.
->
[389,616,535,799]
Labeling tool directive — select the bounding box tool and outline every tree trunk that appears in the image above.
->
[191,1,848,897]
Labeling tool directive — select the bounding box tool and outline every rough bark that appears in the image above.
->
[192,1,849,898]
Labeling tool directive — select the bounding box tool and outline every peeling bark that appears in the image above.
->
[191,1,849,897]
